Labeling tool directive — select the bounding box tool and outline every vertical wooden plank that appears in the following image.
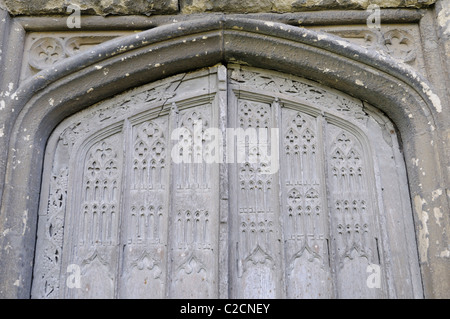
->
[168,71,221,299]
[228,91,284,299]
[65,131,124,299]
[217,65,229,299]
[118,115,170,299]
[281,108,333,299]
[325,123,386,299]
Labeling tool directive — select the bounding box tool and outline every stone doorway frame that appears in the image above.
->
[0,15,448,298]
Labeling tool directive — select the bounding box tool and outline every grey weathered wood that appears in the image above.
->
[31,65,422,299]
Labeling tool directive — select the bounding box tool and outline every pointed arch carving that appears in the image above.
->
[0,17,447,299]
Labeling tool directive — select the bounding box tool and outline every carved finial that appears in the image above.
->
[272,97,281,109]
[171,102,179,115]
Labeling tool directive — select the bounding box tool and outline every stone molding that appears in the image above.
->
[0,13,448,299]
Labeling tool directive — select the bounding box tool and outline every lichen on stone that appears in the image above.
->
[1,0,437,16]
[2,0,179,16]
[179,0,436,14]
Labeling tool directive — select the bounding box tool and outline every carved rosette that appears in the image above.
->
[320,28,418,66]
[383,30,416,64]
[24,32,134,78]
[29,37,65,71]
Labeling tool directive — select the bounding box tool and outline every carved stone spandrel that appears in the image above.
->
[309,25,426,74]
[21,31,138,81]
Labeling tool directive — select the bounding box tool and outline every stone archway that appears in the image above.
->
[31,65,422,298]
[0,17,447,298]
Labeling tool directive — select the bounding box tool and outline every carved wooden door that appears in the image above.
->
[32,65,422,299]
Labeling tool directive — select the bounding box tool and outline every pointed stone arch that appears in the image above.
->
[0,16,447,298]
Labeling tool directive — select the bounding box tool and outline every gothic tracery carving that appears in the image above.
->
[29,37,65,70]
[32,66,411,299]
[80,140,121,247]
[24,32,134,77]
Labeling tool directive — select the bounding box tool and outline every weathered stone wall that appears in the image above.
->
[178,0,436,14]
[0,0,448,300]
[0,0,437,16]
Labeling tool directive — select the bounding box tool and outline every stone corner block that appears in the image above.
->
[3,0,179,16]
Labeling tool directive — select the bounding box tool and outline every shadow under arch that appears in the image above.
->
[0,16,446,298]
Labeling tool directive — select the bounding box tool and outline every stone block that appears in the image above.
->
[0,0,438,16]
[3,0,179,16]
[179,0,436,14]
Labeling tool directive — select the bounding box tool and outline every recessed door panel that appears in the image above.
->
[32,65,422,299]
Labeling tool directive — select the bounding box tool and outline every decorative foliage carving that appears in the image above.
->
[230,68,368,123]
[133,85,177,105]
[32,167,68,299]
